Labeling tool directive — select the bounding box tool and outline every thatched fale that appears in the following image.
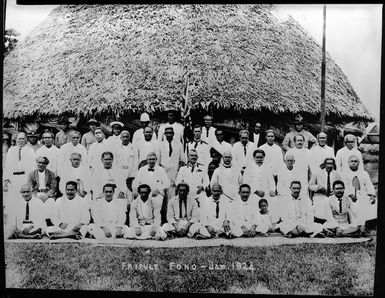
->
[3,4,373,122]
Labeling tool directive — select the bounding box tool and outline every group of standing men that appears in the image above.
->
[3,111,377,240]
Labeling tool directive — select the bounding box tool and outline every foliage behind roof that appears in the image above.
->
[3,4,373,122]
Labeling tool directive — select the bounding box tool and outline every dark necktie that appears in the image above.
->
[326,172,331,197]
[194,141,199,149]
[224,165,231,169]
[215,200,219,218]
[243,144,247,156]
[168,141,173,157]
[25,202,29,220]
[179,200,187,218]
[19,147,22,161]
[339,199,342,213]
[148,168,154,172]
[190,164,195,173]
[206,129,209,138]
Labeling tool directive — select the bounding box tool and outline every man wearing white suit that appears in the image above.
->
[88,184,128,239]
[210,151,242,201]
[231,130,256,170]
[197,183,232,238]
[124,184,167,240]
[229,184,268,237]
[279,181,324,238]
[162,183,200,238]
[175,149,209,207]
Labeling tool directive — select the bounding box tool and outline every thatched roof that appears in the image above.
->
[3,4,373,122]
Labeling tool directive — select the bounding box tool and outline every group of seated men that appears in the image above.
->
[3,111,377,240]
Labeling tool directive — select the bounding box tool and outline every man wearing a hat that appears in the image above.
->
[132,113,156,147]
[282,114,318,152]
[81,119,99,151]
[55,118,76,149]
[26,131,42,153]
[106,121,124,148]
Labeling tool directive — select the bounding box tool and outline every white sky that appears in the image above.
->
[5,2,382,122]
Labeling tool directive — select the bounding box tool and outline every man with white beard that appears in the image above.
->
[210,151,242,201]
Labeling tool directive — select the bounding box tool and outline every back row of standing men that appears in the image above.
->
[3,111,376,239]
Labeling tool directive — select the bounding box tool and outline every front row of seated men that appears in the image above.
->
[5,177,365,240]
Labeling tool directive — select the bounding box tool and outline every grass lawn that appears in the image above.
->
[4,240,375,295]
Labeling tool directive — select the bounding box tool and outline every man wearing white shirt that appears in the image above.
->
[186,125,211,170]
[60,152,92,212]
[162,183,200,238]
[197,183,232,239]
[132,152,170,221]
[157,110,184,144]
[4,132,36,209]
[133,126,159,169]
[323,180,360,237]
[308,158,342,224]
[309,132,335,174]
[230,184,268,237]
[201,115,217,148]
[91,151,127,223]
[259,129,284,176]
[210,151,242,201]
[175,149,209,207]
[106,121,124,148]
[212,129,232,156]
[231,130,256,170]
[279,181,324,238]
[57,131,87,177]
[88,184,128,239]
[36,132,59,176]
[47,181,90,239]
[285,134,312,196]
[158,127,186,199]
[132,113,157,147]
[115,130,137,192]
[335,134,364,173]
[241,149,276,209]
[341,155,376,229]
[87,127,109,174]
[123,184,167,240]
[4,184,45,239]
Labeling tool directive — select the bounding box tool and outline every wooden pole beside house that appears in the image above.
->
[320,4,327,132]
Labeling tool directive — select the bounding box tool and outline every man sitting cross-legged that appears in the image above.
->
[229,184,268,238]
[279,181,325,238]
[162,183,200,238]
[88,183,128,240]
[123,184,167,240]
[4,184,45,239]
[323,180,360,237]
[196,183,232,239]
[47,181,90,239]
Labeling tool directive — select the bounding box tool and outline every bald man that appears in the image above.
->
[335,134,364,173]
[309,132,335,174]
[4,184,45,239]
[210,151,242,201]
